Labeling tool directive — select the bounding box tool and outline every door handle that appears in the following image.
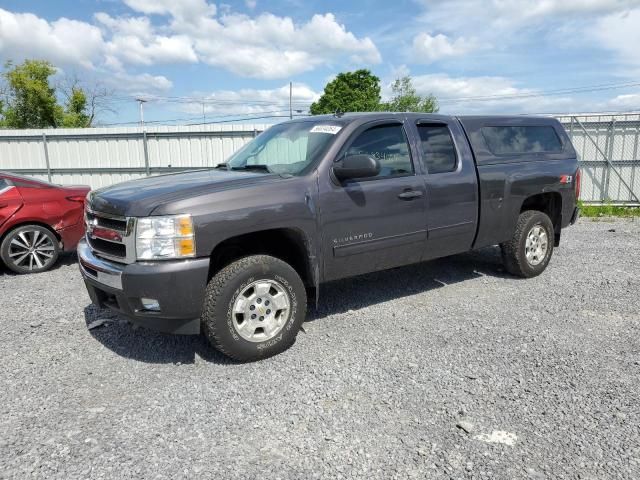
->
[398,190,423,200]
[0,203,7,208]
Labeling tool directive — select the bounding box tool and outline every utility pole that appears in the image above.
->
[202,100,206,125]
[289,81,293,120]
[136,98,147,126]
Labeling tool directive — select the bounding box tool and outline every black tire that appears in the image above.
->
[501,210,554,278]
[0,225,60,274]
[202,255,307,362]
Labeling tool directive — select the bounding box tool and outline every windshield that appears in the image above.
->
[225,121,343,175]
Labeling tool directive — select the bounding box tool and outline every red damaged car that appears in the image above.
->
[0,172,90,274]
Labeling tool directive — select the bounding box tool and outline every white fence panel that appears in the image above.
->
[1,117,639,203]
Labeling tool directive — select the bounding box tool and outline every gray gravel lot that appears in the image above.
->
[1,219,639,479]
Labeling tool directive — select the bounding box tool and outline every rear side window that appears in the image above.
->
[482,126,563,154]
[0,179,7,189]
[344,124,413,178]
[417,124,457,173]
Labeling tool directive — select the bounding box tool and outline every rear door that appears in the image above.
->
[319,120,428,281]
[409,119,479,260]
[0,177,24,228]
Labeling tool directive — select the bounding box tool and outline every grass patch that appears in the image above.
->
[579,201,640,218]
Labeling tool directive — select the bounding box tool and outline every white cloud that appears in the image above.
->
[604,93,640,110]
[0,2,381,99]
[489,0,640,23]
[0,8,104,68]
[245,0,257,10]
[119,1,381,78]
[96,13,198,66]
[410,73,574,113]
[179,83,320,116]
[175,12,381,79]
[416,0,640,31]
[123,0,216,20]
[594,8,640,72]
[411,33,477,63]
[110,72,173,95]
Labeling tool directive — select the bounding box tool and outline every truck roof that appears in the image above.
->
[295,112,558,124]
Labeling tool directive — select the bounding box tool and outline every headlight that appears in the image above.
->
[135,214,195,260]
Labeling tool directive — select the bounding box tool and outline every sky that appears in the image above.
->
[0,0,639,125]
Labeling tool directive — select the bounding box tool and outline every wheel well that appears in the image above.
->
[208,228,314,288]
[520,192,562,244]
[0,222,61,247]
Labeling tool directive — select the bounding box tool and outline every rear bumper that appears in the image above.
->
[57,221,86,252]
[77,239,209,335]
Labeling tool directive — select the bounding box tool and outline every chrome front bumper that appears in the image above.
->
[77,239,124,290]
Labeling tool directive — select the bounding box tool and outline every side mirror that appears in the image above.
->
[332,154,380,181]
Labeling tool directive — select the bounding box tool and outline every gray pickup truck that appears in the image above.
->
[79,113,580,361]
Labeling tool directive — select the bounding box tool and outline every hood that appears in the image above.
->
[89,169,281,217]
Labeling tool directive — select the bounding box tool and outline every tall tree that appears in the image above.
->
[310,69,382,115]
[58,74,116,127]
[0,60,62,128]
[0,60,112,129]
[380,76,439,113]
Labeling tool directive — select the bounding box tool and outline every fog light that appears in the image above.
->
[141,297,161,311]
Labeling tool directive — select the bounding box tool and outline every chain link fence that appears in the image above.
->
[557,113,640,204]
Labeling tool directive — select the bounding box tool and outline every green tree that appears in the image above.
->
[380,76,439,113]
[0,60,62,128]
[0,60,100,129]
[60,87,91,128]
[310,69,382,114]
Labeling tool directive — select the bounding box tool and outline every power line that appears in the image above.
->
[109,80,640,107]
[437,81,640,104]
[98,111,306,127]
[186,114,308,125]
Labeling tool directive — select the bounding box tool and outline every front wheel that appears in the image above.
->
[1,225,60,274]
[202,255,307,362]
[501,210,554,278]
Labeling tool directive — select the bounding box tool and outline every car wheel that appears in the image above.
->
[202,255,307,362]
[0,225,60,274]
[501,210,554,278]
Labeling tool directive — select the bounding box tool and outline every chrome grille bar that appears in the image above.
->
[85,208,137,264]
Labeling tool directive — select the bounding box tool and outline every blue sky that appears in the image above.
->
[1,0,639,125]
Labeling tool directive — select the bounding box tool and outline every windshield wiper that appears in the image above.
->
[213,163,228,170]
[231,164,272,173]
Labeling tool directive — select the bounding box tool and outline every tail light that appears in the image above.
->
[66,195,86,203]
[575,169,581,200]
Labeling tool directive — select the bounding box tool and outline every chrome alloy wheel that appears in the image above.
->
[7,229,56,271]
[525,224,548,266]
[232,279,292,342]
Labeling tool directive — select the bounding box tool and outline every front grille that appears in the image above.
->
[85,208,136,264]
[87,237,127,257]
[86,211,127,232]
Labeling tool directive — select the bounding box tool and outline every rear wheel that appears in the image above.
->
[501,210,554,278]
[202,255,307,361]
[0,225,60,274]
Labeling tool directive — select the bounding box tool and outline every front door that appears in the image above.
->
[319,121,427,281]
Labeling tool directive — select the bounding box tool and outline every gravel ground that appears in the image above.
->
[1,219,639,480]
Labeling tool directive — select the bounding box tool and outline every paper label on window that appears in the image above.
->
[310,125,342,134]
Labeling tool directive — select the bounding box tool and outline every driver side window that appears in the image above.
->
[344,124,413,179]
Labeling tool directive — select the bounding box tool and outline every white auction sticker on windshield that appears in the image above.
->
[310,125,342,134]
